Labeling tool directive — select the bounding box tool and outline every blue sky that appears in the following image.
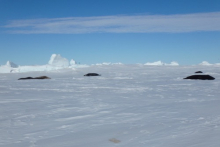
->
[1,0,220,65]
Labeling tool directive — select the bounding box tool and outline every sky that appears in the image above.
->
[0,0,220,65]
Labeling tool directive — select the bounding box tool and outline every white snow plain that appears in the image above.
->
[1,64,220,147]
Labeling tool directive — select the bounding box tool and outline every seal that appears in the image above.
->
[18,76,51,80]
[84,73,101,76]
[184,75,215,80]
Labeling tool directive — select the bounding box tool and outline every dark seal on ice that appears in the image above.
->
[84,73,101,76]
[18,76,51,80]
[184,75,215,80]
[18,77,33,80]
[195,71,203,73]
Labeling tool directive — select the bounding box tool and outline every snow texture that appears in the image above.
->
[0,64,220,147]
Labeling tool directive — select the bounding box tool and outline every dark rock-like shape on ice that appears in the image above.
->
[18,77,33,80]
[34,76,51,79]
[195,71,203,73]
[18,76,51,80]
[84,73,101,76]
[184,75,215,80]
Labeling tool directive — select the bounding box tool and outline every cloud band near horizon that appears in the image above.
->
[4,12,220,34]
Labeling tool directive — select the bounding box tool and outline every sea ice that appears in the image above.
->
[0,65,220,147]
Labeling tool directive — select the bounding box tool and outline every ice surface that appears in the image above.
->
[18,65,68,72]
[0,65,220,147]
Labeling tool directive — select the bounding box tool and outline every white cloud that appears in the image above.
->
[4,12,220,34]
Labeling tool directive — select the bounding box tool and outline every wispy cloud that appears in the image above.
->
[4,12,220,34]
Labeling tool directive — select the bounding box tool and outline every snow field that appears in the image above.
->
[0,65,220,147]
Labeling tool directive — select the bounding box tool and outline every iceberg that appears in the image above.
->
[215,63,220,65]
[0,54,88,73]
[144,61,179,66]
[199,61,212,66]
[145,61,164,66]
[167,61,179,66]
[0,61,19,73]
[94,62,123,66]
[0,66,13,73]
[48,54,69,67]
[6,61,18,68]
[70,59,76,66]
